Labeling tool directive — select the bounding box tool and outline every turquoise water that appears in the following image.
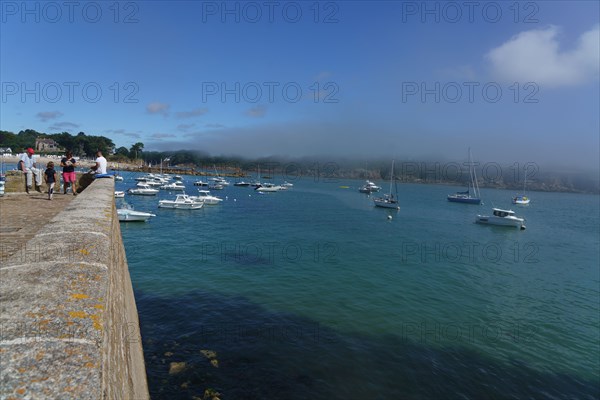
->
[117,173,600,399]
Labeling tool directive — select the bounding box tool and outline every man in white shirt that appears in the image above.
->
[18,148,42,193]
[91,150,107,174]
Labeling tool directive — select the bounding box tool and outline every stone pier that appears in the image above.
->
[0,178,149,399]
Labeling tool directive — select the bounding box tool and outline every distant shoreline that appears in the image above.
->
[2,155,597,195]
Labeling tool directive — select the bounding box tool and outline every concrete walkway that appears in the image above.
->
[0,193,76,262]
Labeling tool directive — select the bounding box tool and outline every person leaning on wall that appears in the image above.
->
[18,147,42,194]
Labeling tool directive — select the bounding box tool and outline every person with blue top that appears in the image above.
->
[18,147,42,193]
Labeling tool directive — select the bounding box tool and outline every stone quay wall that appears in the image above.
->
[0,178,149,399]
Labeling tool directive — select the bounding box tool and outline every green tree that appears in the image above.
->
[115,146,129,157]
[129,142,144,159]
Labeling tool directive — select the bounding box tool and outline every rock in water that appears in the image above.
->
[169,361,187,375]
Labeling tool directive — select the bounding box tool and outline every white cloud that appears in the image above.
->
[151,133,176,139]
[36,111,63,121]
[175,108,208,118]
[486,25,600,87]
[246,105,267,117]
[177,123,195,132]
[48,121,79,131]
[146,102,170,116]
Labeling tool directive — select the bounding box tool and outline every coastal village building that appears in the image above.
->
[35,138,62,153]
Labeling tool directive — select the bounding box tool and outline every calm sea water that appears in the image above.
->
[116,173,600,399]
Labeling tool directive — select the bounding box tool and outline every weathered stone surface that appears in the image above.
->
[4,170,86,194]
[0,177,149,399]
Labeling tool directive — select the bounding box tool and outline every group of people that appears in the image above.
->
[18,148,108,200]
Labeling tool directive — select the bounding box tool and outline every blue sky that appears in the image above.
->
[1,1,599,170]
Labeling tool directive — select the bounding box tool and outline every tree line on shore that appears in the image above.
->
[1,129,597,193]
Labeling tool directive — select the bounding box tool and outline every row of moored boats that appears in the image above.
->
[361,150,530,230]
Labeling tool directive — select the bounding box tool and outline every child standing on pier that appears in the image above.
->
[44,161,57,200]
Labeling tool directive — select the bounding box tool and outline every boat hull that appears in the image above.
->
[158,202,203,209]
[447,195,481,204]
[512,196,530,205]
[476,215,525,229]
[128,190,158,196]
[373,198,400,210]
[117,209,155,222]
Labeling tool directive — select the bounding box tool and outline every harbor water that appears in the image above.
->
[117,173,600,399]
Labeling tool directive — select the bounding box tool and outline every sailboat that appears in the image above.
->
[447,148,481,204]
[512,170,531,205]
[373,160,400,210]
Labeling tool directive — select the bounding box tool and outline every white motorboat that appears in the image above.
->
[194,180,209,186]
[114,175,124,181]
[209,183,224,190]
[373,161,400,210]
[159,194,204,209]
[128,184,159,196]
[281,181,294,187]
[359,180,381,193]
[117,204,156,222]
[114,191,125,198]
[191,190,223,205]
[255,184,283,192]
[234,181,250,187]
[174,175,182,181]
[160,182,186,191]
[476,208,526,229]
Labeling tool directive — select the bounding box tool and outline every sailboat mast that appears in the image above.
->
[468,148,480,198]
[389,160,395,196]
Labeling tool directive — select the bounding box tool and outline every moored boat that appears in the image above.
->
[158,194,204,209]
[373,161,400,210]
[128,184,159,196]
[190,190,223,205]
[476,208,526,229]
[448,148,481,204]
[117,204,156,222]
[359,180,381,193]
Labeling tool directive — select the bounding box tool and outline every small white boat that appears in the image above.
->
[158,194,204,209]
[255,184,283,192]
[194,180,209,186]
[114,175,124,181]
[476,208,526,230]
[281,181,294,187]
[209,183,224,190]
[174,175,182,181]
[128,184,159,196]
[117,204,156,222]
[359,180,381,193]
[190,190,223,205]
[114,191,125,198]
[160,182,186,191]
[512,195,530,205]
[234,181,250,187]
[512,172,531,205]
